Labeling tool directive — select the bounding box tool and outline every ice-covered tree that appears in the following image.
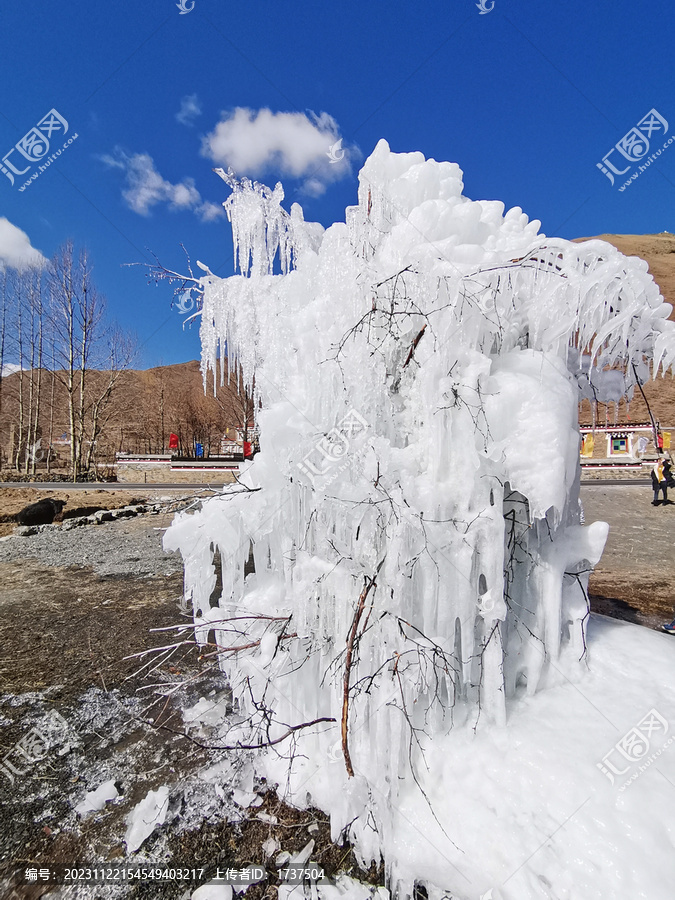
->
[165,141,675,893]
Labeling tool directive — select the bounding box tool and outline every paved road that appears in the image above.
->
[0,482,228,490]
[581,481,675,629]
[1,478,651,489]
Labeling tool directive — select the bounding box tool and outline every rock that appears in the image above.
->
[112,508,135,519]
[62,516,88,530]
[62,506,102,521]
[15,525,39,536]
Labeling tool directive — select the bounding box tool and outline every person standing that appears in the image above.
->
[651,456,668,505]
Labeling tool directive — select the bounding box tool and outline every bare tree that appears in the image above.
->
[1,266,46,472]
[25,268,45,475]
[214,361,255,448]
[48,243,101,480]
[48,242,135,480]
[83,328,136,473]
[0,269,9,469]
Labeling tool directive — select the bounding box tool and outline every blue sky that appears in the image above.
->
[1,0,674,367]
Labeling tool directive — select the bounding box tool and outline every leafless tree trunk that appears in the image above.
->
[48,243,104,481]
[46,337,56,476]
[0,270,8,470]
[14,290,25,472]
[83,330,136,473]
[26,270,44,475]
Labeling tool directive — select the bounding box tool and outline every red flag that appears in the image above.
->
[169,433,179,450]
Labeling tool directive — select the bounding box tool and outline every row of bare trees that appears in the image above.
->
[1,243,257,480]
[0,242,135,480]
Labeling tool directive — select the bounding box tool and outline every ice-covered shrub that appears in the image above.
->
[165,140,675,891]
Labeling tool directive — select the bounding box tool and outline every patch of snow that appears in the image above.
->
[184,693,231,728]
[232,788,259,807]
[317,877,388,900]
[75,778,120,816]
[192,884,233,900]
[262,836,280,857]
[124,785,170,853]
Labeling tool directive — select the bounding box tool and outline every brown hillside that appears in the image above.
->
[574,234,675,428]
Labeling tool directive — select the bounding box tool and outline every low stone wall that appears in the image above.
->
[580,465,648,481]
[116,460,237,484]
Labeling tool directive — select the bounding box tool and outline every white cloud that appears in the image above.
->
[100,149,224,222]
[176,94,202,127]
[0,218,46,270]
[201,108,355,195]
[199,201,226,223]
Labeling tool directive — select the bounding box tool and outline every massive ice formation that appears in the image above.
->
[165,140,675,891]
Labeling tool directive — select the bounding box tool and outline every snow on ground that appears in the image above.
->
[171,613,675,900]
[305,614,674,900]
[124,785,171,853]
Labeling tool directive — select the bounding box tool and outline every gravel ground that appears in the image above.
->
[0,503,380,900]
[0,511,185,578]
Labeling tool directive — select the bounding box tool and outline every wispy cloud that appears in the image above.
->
[201,107,357,196]
[0,217,46,270]
[100,149,224,222]
[176,93,202,127]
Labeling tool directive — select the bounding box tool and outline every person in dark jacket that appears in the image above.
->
[651,457,669,505]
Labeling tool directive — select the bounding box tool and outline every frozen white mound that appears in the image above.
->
[165,140,675,899]
[124,785,170,853]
